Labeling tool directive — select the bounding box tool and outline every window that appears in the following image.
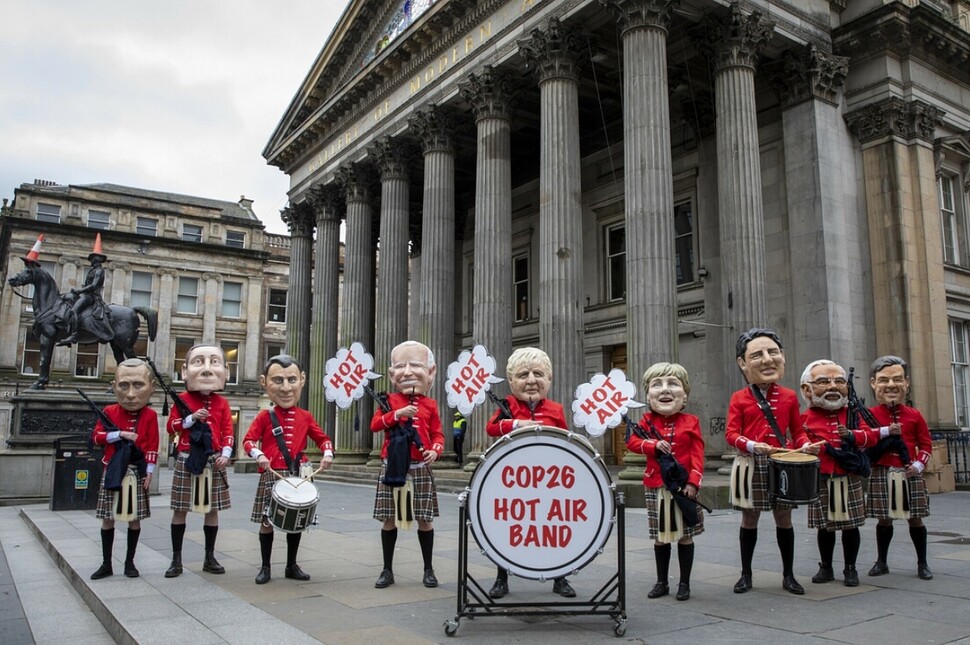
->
[265,342,284,364]
[674,200,695,285]
[268,289,287,323]
[941,174,967,266]
[131,271,153,308]
[952,320,970,427]
[221,341,239,385]
[222,281,242,318]
[36,203,61,223]
[177,277,199,314]
[182,223,203,243]
[88,210,110,230]
[131,336,150,361]
[136,217,157,237]
[513,255,530,322]
[20,331,41,375]
[226,230,245,248]
[173,337,197,382]
[605,223,626,301]
[75,344,100,378]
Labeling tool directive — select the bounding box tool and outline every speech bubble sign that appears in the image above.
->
[445,345,503,416]
[324,342,379,410]
[571,369,643,437]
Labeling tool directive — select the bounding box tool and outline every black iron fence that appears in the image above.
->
[939,432,970,484]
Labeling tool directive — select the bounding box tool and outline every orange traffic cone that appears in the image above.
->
[88,233,107,262]
[22,234,44,265]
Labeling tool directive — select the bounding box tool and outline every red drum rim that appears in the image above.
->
[467,426,615,580]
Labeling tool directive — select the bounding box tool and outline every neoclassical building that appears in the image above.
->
[263,0,970,473]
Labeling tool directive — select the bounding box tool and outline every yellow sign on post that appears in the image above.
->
[75,470,90,490]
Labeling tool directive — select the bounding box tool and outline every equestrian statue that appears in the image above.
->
[7,234,158,390]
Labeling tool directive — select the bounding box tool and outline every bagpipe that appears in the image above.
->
[486,389,514,422]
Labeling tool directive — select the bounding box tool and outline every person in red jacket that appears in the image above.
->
[484,346,575,599]
[243,354,334,585]
[799,359,885,587]
[725,328,815,595]
[90,358,159,580]
[866,355,935,580]
[627,362,704,601]
[165,344,233,578]
[371,340,445,590]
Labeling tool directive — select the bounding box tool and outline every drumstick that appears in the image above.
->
[772,440,826,453]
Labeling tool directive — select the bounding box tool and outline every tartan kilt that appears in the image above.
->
[808,475,866,530]
[250,470,276,523]
[866,466,930,520]
[373,463,439,522]
[732,453,795,512]
[645,487,704,541]
[170,454,231,512]
[95,467,150,521]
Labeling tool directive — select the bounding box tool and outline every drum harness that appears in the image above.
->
[268,409,302,476]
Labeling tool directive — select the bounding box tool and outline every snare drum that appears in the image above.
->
[466,426,615,581]
[768,452,819,505]
[267,477,320,533]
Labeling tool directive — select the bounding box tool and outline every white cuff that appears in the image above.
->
[324,450,334,458]
[880,426,891,438]
[147,463,156,475]
[913,461,924,474]
[183,414,195,428]
[250,448,264,460]
[745,440,756,454]
[107,431,122,443]
[221,446,233,458]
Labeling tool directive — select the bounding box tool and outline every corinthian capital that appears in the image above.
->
[369,136,413,182]
[518,17,588,85]
[844,97,944,145]
[281,203,315,237]
[335,163,376,203]
[408,105,458,155]
[767,45,849,108]
[692,2,775,73]
[306,184,344,224]
[599,0,680,35]
[459,66,514,122]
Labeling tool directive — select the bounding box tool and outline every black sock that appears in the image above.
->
[417,529,434,571]
[777,527,795,576]
[496,566,508,582]
[125,528,140,563]
[654,543,671,584]
[170,523,186,554]
[739,527,757,575]
[817,529,836,567]
[259,532,274,568]
[842,528,861,567]
[678,543,694,585]
[381,528,398,571]
[876,523,894,563]
[100,528,114,564]
[203,524,218,553]
[910,525,928,565]
[286,532,302,567]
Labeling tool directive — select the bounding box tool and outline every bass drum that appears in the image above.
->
[467,426,615,580]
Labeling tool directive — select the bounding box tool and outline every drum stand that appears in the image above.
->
[443,491,627,638]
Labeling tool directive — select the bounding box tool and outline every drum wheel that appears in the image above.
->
[443,619,460,637]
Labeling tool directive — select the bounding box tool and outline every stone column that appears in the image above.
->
[695,3,774,337]
[845,97,954,427]
[109,262,128,306]
[768,46,853,366]
[201,273,221,344]
[335,163,376,463]
[519,19,586,423]
[459,65,514,469]
[155,268,177,376]
[281,204,315,407]
[244,275,263,383]
[306,185,343,443]
[409,105,457,426]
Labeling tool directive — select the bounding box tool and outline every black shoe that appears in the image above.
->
[57,334,78,347]
[843,566,859,587]
[203,553,225,574]
[488,577,509,598]
[676,582,691,601]
[917,563,933,580]
[123,561,139,578]
[782,574,805,595]
[647,581,669,599]
[90,563,113,580]
[285,564,310,581]
[255,566,271,585]
[733,574,752,593]
[423,568,438,588]
[164,555,182,578]
[868,560,889,576]
[375,569,394,588]
[553,577,576,598]
[812,563,834,583]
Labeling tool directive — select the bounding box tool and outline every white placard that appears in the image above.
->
[323,342,379,410]
[571,369,643,437]
[445,345,503,416]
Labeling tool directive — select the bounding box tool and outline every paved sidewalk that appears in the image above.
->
[4,468,970,644]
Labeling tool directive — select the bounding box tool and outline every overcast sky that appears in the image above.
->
[0,1,347,234]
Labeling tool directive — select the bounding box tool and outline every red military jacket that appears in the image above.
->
[371,392,444,460]
[801,407,879,476]
[92,404,159,470]
[725,384,809,452]
[626,410,705,489]
[868,403,933,468]
[166,391,234,454]
[485,397,568,436]
[243,406,333,472]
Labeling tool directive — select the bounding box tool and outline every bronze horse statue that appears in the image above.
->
[8,262,157,390]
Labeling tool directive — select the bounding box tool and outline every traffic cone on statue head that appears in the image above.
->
[88,233,107,263]
[22,234,44,266]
